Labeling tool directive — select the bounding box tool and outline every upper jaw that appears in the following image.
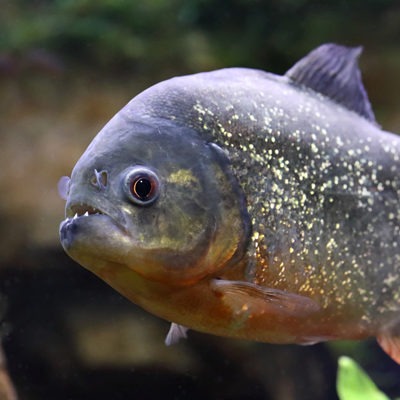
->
[66,202,106,219]
[63,196,129,234]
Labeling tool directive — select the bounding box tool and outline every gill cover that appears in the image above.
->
[120,125,251,286]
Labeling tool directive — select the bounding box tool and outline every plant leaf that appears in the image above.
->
[337,356,390,400]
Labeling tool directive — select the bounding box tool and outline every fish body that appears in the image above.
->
[60,44,400,362]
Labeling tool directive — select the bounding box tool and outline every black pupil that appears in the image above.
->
[134,177,152,200]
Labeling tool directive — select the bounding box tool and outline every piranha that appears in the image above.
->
[59,44,400,363]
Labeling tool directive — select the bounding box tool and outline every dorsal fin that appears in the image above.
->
[285,43,376,123]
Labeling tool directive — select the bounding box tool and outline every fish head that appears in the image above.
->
[60,113,249,287]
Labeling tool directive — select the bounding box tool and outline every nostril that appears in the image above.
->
[91,169,108,190]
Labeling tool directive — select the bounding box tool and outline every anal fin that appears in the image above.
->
[377,334,400,364]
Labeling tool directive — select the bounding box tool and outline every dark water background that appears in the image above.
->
[1,1,400,399]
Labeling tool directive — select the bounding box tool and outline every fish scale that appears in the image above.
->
[60,44,400,363]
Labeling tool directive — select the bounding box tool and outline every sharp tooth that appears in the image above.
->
[84,211,89,217]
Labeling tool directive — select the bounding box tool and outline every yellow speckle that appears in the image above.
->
[252,231,260,240]
[249,114,257,122]
[167,169,198,186]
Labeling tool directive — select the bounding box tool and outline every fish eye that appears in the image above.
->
[124,167,160,206]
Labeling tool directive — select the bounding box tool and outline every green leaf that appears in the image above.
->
[337,356,390,400]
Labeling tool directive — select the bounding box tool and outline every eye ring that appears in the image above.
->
[124,167,160,206]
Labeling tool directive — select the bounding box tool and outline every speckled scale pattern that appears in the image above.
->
[131,68,400,326]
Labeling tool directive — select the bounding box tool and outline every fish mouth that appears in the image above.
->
[60,202,111,244]
[60,201,128,250]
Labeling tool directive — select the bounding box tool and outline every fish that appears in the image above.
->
[59,43,400,363]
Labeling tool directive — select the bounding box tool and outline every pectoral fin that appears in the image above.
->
[210,279,319,318]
